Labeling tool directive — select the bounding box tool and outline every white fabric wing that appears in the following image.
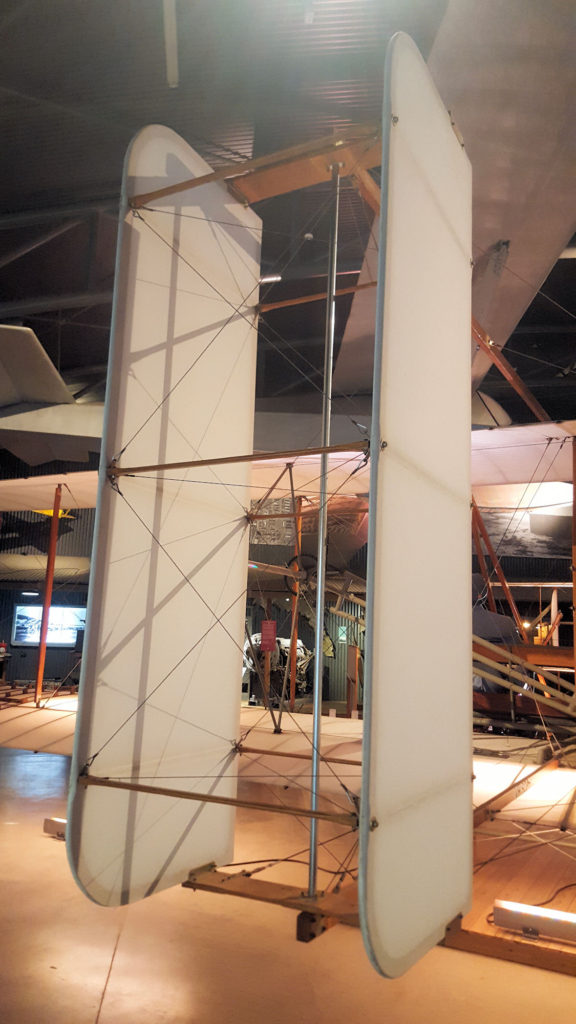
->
[67,126,261,906]
[360,34,473,976]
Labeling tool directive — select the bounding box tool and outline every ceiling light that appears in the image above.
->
[21,591,39,597]
[259,274,282,284]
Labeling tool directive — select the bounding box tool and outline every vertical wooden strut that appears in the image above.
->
[309,163,341,897]
[35,483,62,704]
[471,498,528,642]
[471,507,497,613]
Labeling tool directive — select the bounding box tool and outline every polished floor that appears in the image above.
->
[0,745,574,1024]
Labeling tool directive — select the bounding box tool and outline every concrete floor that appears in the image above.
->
[0,746,574,1024]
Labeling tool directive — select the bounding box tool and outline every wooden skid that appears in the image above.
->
[183,867,360,929]
[442,916,576,977]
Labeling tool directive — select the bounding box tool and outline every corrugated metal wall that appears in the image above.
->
[0,508,95,557]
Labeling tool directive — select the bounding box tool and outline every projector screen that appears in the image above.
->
[11,604,86,647]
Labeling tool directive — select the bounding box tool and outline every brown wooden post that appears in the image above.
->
[264,598,272,701]
[471,498,529,642]
[35,484,62,704]
[471,505,497,613]
[289,498,303,711]
[346,644,360,717]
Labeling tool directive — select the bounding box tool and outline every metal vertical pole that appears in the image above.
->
[35,484,62,705]
[308,163,340,897]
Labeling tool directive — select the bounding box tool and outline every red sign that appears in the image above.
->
[260,620,277,652]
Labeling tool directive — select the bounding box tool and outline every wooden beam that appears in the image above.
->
[258,279,377,315]
[472,514,497,613]
[249,560,300,579]
[350,166,381,214]
[472,500,529,641]
[80,775,357,827]
[237,744,361,767]
[474,690,571,720]
[110,439,369,478]
[472,662,572,718]
[472,636,568,692]
[35,483,62,705]
[232,139,382,206]
[474,639,575,670]
[130,125,380,209]
[473,759,559,827]
[442,915,576,977]
[472,318,550,423]
[183,867,360,928]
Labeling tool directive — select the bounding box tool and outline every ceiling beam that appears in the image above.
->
[0,199,118,230]
[0,220,83,271]
[0,291,113,318]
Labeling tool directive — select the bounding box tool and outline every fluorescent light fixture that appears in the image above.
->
[259,274,282,284]
[21,591,39,597]
[494,899,576,943]
[43,817,67,840]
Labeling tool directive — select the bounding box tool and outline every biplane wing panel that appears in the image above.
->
[67,126,261,905]
[360,33,473,977]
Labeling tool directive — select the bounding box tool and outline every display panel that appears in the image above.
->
[360,33,473,977]
[67,126,261,906]
[11,604,86,647]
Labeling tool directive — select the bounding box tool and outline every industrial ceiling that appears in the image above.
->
[0,0,574,466]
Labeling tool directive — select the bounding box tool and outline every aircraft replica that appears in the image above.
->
[0,27,575,981]
[57,33,472,978]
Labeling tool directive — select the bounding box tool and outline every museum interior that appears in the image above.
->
[0,1,575,1021]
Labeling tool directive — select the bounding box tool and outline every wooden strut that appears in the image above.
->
[472,665,572,718]
[471,318,550,423]
[110,440,369,479]
[129,123,379,209]
[237,744,362,767]
[472,633,569,693]
[258,279,377,314]
[183,868,360,934]
[473,759,559,827]
[249,560,300,579]
[471,499,529,642]
[472,512,497,613]
[80,775,358,827]
[35,483,62,705]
